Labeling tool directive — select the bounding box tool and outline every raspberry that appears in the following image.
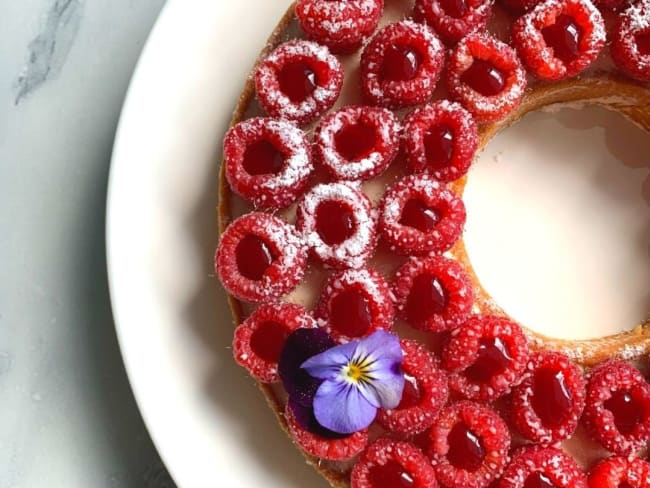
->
[296,182,377,269]
[393,256,474,332]
[254,40,343,125]
[284,401,368,461]
[215,212,308,303]
[428,401,511,488]
[314,105,401,182]
[511,351,586,446]
[511,0,606,81]
[232,302,316,383]
[351,438,438,488]
[611,0,650,82]
[413,0,493,45]
[223,117,313,209]
[296,0,384,53]
[583,359,650,456]
[377,340,449,437]
[379,174,466,256]
[447,33,527,122]
[499,446,588,488]
[402,100,479,182]
[502,0,545,12]
[588,456,650,488]
[361,20,445,109]
[442,314,529,401]
[313,267,394,342]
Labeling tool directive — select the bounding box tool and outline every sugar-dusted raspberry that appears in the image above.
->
[377,340,449,437]
[296,0,384,53]
[285,401,368,460]
[502,0,544,12]
[428,401,511,488]
[611,0,650,82]
[447,33,527,122]
[215,212,308,303]
[511,351,586,445]
[314,105,401,182]
[233,302,316,383]
[254,40,343,126]
[361,20,445,109]
[379,174,466,256]
[442,314,529,402]
[402,100,478,182]
[583,359,650,456]
[223,117,313,209]
[393,256,474,332]
[296,182,377,269]
[413,0,494,45]
[351,438,439,488]
[314,267,394,342]
[588,456,650,488]
[499,446,588,488]
[511,0,606,81]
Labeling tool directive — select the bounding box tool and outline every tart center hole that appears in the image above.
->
[464,106,650,340]
[243,139,285,175]
[330,289,372,338]
[278,61,318,103]
[235,234,276,281]
[381,44,422,82]
[635,32,650,56]
[461,59,506,97]
[447,422,486,472]
[542,14,582,64]
[334,122,377,161]
[369,461,415,488]
[524,472,558,488]
[315,200,357,245]
[250,321,289,363]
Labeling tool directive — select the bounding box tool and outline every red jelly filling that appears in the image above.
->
[399,199,441,232]
[447,423,486,472]
[242,140,285,176]
[235,235,275,281]
[440,0,469,18]
[334,122,377,161]
[524,473,557,488]
[329,289,372,338]
[398,374,422,410]
[461,59,506,96]
[541,14,582,64]
[382,44,422,81]
[370,461,416,488]
[406,274,448,325]
[605,391,643,435]
[636,33,650,55]
[465,337,513,384]
[278,61,318,103]
[315,200,357,245]
[249,321,290,363]
[424,123,455,169]
[532,368,573,428]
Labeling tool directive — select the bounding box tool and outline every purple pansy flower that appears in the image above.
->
[301,330,405,434]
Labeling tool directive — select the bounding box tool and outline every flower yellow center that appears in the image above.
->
[342,356,374,384]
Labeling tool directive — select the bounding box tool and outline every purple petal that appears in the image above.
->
[355,330,403,365]
[358,364,405,410]
[279,328,336,406]
[301,340,358,380]
[312,378,377,434]
[287,397,349,440]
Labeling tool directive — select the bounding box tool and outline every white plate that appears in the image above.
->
[107,1,650,487]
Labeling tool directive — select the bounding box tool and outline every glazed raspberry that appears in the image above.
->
[285,401,368,461]
[583,359,650,456]
[351,438,438,488]
[223,117,313,209]
[512,0,606,80]
[361,20,445,109]
[611,0,650,82]
[296,0,384,53]
[393,256,474,332]
[588,456,650,488]
[511,351,586,445]
[296,182,377,269]
[402,100,478,182]
[377,340,449,437]
[428,401,511,488]
[447,33,527,122]
[232,302,316,383]
[314,105,401,182]
[379,174,466,256]
[314,267,394,342]
[413,0,493,45]
[499,446,588,488]
[255,40,343,125]
[442,314,529,401]
[215,212,308,303]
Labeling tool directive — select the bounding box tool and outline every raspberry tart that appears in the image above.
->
[215,1,650,487]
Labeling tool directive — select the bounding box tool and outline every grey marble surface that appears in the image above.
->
[0,1,176,486]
